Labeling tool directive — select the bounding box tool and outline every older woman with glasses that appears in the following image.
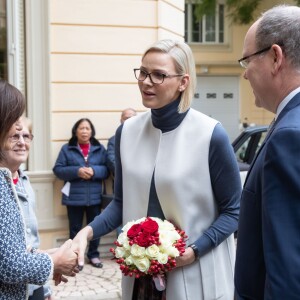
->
[5,116,54,300]
[0,79,78,300]
[72,40,241,300]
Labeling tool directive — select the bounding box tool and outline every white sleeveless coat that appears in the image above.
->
[120,109,235,300]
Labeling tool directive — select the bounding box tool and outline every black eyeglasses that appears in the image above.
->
[8,133,34,144]
[238,46,272,68]
[134,68,183,85]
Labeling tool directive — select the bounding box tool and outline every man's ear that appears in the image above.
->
[271,44,284,74]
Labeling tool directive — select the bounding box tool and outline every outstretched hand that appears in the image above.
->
[50,239,78,277]
[71,226,93,269]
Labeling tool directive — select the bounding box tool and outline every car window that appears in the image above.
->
[235,131,267,164]
[254,131,267,156]
[236,138,250,163]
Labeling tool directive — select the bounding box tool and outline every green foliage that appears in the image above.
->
[227,0,260,24]
[193,0,300,25]
[193,0,216,20]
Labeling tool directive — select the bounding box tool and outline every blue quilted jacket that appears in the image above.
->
[53,142,108,206]
[0,168,52,300]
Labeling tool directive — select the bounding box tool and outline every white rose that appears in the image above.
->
[164,245,180,258]
[145,244,160,259]
[115,247,126,258]
[157,252,169,264]
[161,220,176,231]
[159,231,173,248]
[169,230,181,242]
[131,244,146,257]
[133,256,150,273]
[125,255,134,265]
[122,239,131,250]
[117,232,128,245]
[159,230,180,246]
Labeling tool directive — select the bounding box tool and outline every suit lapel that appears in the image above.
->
[243,92,300,186]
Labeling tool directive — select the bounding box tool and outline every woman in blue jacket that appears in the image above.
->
[53,118,108,268]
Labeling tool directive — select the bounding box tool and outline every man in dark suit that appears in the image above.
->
[235,5,300,300]
[107,108,136,176]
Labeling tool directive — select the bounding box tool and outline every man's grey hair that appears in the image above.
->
[256,5,300,69]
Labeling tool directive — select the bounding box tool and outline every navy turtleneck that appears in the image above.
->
[151,97,188,133]
[148,97,189,220]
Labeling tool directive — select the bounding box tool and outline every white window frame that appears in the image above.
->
[5,0,51,172]
[25,0,51,171]
[6,0,26,94]
[185,0,226,44]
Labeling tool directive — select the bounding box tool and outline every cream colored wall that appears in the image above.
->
[50,0,184,147]
[38,0,297,248]
[38,0,185,248]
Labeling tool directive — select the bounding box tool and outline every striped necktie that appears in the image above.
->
[265,118,276,139]
[268,118,275,131]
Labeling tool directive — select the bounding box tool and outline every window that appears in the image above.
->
[0,0,26,93]
[185,1,225,44]
[0,0,8,80]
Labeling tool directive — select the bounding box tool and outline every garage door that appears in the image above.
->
[191,76,240,142]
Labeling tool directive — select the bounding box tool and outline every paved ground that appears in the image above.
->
[49,258,122,300]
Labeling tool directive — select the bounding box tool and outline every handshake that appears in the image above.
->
[37,225,92,286]
[36,239,81,286]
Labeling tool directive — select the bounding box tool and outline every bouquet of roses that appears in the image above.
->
[110,217,187,289]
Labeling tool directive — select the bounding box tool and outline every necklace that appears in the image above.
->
[79,143,90,163]
[12,172,19,185]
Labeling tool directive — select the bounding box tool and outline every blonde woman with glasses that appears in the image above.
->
[72,40,241,300]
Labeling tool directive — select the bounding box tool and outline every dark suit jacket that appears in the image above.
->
[235,92,300,300]
[107,135,115,176]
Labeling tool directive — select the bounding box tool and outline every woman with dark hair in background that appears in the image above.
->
[0,79,78,300]
[53,118,108,269]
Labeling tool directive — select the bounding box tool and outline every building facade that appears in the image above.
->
[0,0,294,249]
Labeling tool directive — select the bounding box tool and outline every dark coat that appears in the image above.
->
[235,93,300,300]
[107,135,115,176]
[53,142,108,206]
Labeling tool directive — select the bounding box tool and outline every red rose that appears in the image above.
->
[136,232,151,247]
[141,218,159,234]
[127,224,142,239]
